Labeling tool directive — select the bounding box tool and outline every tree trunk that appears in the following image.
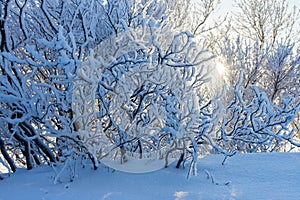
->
[0,137,17,172]
[176,153,184,168]
[24,141,34,170]
[20,122,57,163]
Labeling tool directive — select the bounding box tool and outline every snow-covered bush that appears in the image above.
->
[218,37,300,151]
[220,72,300,153]
[0,0,224,178]
[1,0,298,182]
[72,10,226,175]
[0,0,112,174]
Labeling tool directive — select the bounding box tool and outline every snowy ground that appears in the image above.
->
[1,152,300,200]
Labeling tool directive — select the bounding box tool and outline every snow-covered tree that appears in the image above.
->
[1,0,299,181]
[0,0,226,178]
[213,0,300,148]
[72,4,227,174]
[0,0,111,173]
[220,72,300,153]
[233,0,299,46]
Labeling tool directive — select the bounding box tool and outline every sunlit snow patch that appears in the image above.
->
[101,151,178,173]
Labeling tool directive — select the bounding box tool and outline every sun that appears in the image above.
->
[216,61,225,75]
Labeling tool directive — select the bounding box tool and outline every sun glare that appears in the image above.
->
[216,61,225,75]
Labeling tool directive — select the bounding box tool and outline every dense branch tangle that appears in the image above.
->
[0,0,109,172]
[72,17,218,168]
[220,73,300,153]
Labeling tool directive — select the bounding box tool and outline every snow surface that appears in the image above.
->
[1,152,300,200]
